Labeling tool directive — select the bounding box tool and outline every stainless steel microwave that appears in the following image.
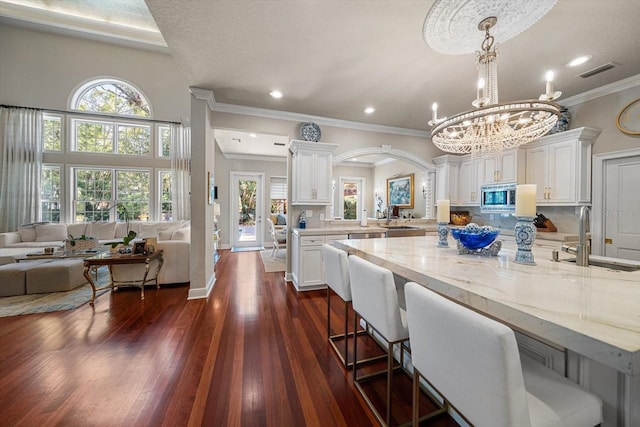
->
[480,182,517,213]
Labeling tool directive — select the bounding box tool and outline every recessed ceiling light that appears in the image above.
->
[269,90,283,99]
[249,133,257,138]
[364,107,375,114]
[566,55,593,67]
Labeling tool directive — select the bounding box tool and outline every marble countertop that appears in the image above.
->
[293,226,388,236]
[333,235,640,376]
[293,223,437,236]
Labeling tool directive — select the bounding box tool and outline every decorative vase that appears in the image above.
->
[514,217,536,265]
[437,222,449,248]
[548,106,571,134]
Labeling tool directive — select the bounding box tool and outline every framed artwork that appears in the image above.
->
[387,173,414,209]
[134,241,146,255]
[208,171,215,205]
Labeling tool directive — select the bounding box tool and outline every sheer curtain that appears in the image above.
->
[0,107,43,232]
[170,123,191,220]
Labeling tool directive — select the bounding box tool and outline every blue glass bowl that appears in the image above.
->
[450,227,500,250]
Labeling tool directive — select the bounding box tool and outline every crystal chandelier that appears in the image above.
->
[428,16,561,159]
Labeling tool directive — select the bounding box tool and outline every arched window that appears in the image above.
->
[72,79,151,117]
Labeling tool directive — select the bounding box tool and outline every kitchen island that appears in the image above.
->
[334,235,640,427]
[289,221,436,291]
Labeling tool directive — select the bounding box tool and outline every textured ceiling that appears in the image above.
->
[3,0,640,159]
[145,0,640,132]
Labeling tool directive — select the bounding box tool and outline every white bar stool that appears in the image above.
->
[349,255,443,427]
[405,282,603,427]
[322,244,385,368]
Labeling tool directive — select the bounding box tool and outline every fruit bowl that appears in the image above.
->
[449,223,500,250]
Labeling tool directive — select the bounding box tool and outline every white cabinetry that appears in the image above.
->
[479,148,524,185]
[289,140,337,205]
[291,232,348,291]
[524,127,599,205]
[435,150,522,207]
[433,155,461,203]
[458,157,485,206]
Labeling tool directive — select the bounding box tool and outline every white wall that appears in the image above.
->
[0,25,190,121]
[569,84,640,155]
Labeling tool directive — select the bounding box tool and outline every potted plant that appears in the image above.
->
[103,203,138,251]
[64,233,98,252]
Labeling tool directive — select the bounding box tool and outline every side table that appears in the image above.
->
[83,250,163,304]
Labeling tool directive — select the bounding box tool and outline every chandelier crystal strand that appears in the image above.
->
[428,16,560,159]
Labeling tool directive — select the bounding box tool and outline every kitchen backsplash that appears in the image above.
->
[460,206,586,234]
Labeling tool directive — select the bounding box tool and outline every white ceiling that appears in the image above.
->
[2,0,640,162]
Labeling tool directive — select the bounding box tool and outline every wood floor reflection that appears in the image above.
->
[0,249,458,426]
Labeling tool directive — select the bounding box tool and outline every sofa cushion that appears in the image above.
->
[138,223,168,239]
[89,222,116,240]
[171,227,190,241]
[35,223,67,242]
[67,223,88,238]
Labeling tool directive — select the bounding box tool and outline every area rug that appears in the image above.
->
[0,269,111,317]
[260,249,286,272]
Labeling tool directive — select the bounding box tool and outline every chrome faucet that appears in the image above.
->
[386,204,394,225]
[576,206,590,266]
[560,206,590,266]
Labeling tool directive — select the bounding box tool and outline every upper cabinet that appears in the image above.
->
[289,140,337,205]
[483,149,524,184]
[524,127,600,205]
[434,127,600,207]
[433,155,461,203]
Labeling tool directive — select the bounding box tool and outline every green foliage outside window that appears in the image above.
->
[43,116,61,151]
[76,82,150,117]
[344,199,357,220]
[238,180,257,225]
[75,121,114,153]
[41,166,61,222]
[117,125,150,155]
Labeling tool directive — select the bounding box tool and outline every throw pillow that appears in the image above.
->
[18,225,37,242]
[35,223,68,242]
[157,229,174,240]
[19,221,50,242]
[88,222,116,240]
[171,227,190,241]
[277,213,287,225]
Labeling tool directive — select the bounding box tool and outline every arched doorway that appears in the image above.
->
[333,145,436,218]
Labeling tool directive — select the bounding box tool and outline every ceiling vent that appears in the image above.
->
[578,62,616,78]
[231,138,241,143]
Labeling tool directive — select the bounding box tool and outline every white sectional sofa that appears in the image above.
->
[0,221,191,286]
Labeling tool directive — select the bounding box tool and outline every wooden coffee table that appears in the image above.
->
[82,250,163,304]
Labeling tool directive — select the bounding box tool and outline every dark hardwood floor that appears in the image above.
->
[0,250,458,426]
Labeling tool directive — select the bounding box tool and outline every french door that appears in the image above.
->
[230,172,264,250]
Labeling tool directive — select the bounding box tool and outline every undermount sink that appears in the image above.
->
[560,256,640,272]
[382,225,426,238]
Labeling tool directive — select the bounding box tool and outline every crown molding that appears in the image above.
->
[212,102,429,138]
[200,74,640,136]
[189,88,216,111]
[561,73,640,107]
